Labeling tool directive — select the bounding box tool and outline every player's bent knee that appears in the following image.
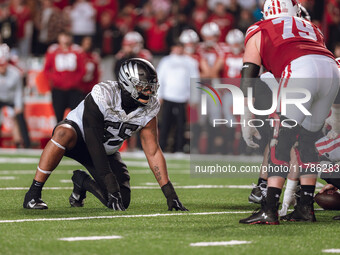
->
[52,125,77,150]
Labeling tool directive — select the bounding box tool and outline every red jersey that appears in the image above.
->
[145,18,172,54]
[196,42,229,67]
[44,44,86,90]
[80,51,100,94]
[9,4,31,39]
[222,52,243,79]
[245,17,335,78]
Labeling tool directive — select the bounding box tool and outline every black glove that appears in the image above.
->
[107,192,126,211]
[161,181,188,211]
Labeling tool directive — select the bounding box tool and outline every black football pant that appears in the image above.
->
[54,119,131,208]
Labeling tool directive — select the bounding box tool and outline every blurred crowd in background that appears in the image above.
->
[0,0,340,154]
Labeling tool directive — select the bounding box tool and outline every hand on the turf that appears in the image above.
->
[167,197,188,211]
[108,192,125,211]
[320,184,338,194]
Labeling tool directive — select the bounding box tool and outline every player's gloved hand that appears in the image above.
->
[240,106,261,148]
[166,197,188,211]
[161,181,188,211]
[107,192,125,211]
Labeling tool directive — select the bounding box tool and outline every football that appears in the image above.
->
[314,191,340,210]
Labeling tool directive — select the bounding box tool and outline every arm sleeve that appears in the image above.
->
[83,94,120,194]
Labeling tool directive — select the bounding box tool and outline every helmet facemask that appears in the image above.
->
[119,58,159,106]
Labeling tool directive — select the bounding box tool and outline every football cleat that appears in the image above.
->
[333,215,340,220]
[248,183,267,204]
[69,192,86,207]
[239,203,279,225]
[280,202,316,222]
[23,196,48,210]
[69,170,88,207]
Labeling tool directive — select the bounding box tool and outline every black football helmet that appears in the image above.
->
[118,58,159,105]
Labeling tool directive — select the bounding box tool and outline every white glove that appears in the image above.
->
[241,106,261,148]
[326,106,340,138]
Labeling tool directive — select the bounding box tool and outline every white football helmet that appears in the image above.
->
[123,31,144,54]
[226,29,244,54]
[263,0,301,20]
[226,29,244,45]
[123,31,144,44]
[200,22,221,38]
[179,29,199,44]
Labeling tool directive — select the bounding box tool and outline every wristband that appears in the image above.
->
[161,181,177,199]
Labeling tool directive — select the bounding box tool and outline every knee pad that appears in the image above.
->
[295,128,322,175]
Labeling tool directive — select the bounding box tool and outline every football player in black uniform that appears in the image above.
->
[23,58,188,212]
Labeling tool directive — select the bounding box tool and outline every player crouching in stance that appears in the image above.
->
[239,0,339,224]
[23,58,188,211]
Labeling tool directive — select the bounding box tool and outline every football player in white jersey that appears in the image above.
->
[23,58,188,212]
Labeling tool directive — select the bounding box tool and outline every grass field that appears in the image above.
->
[0,149,340,255]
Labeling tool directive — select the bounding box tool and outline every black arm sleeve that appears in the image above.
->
[240,62,261,97]
[83,94,120,194]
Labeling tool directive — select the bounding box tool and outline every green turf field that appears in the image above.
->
[0,150,339,255]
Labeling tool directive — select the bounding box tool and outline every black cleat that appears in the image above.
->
[69,192,86,207]
[248,183,267,204]
[240,203,279,225]
[280,202,316,222]
[333,215,340,220]
[23,193,48,209]
[69,170,88,207]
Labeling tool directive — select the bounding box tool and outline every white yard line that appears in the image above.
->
[59,235,122,241]
[0,169,189,175]
[323,249,340,253]
[0,158,186,169]
[0,211,252,224]
[0,185,254,191]
[190,240,252,247]
[0,176,15,180]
